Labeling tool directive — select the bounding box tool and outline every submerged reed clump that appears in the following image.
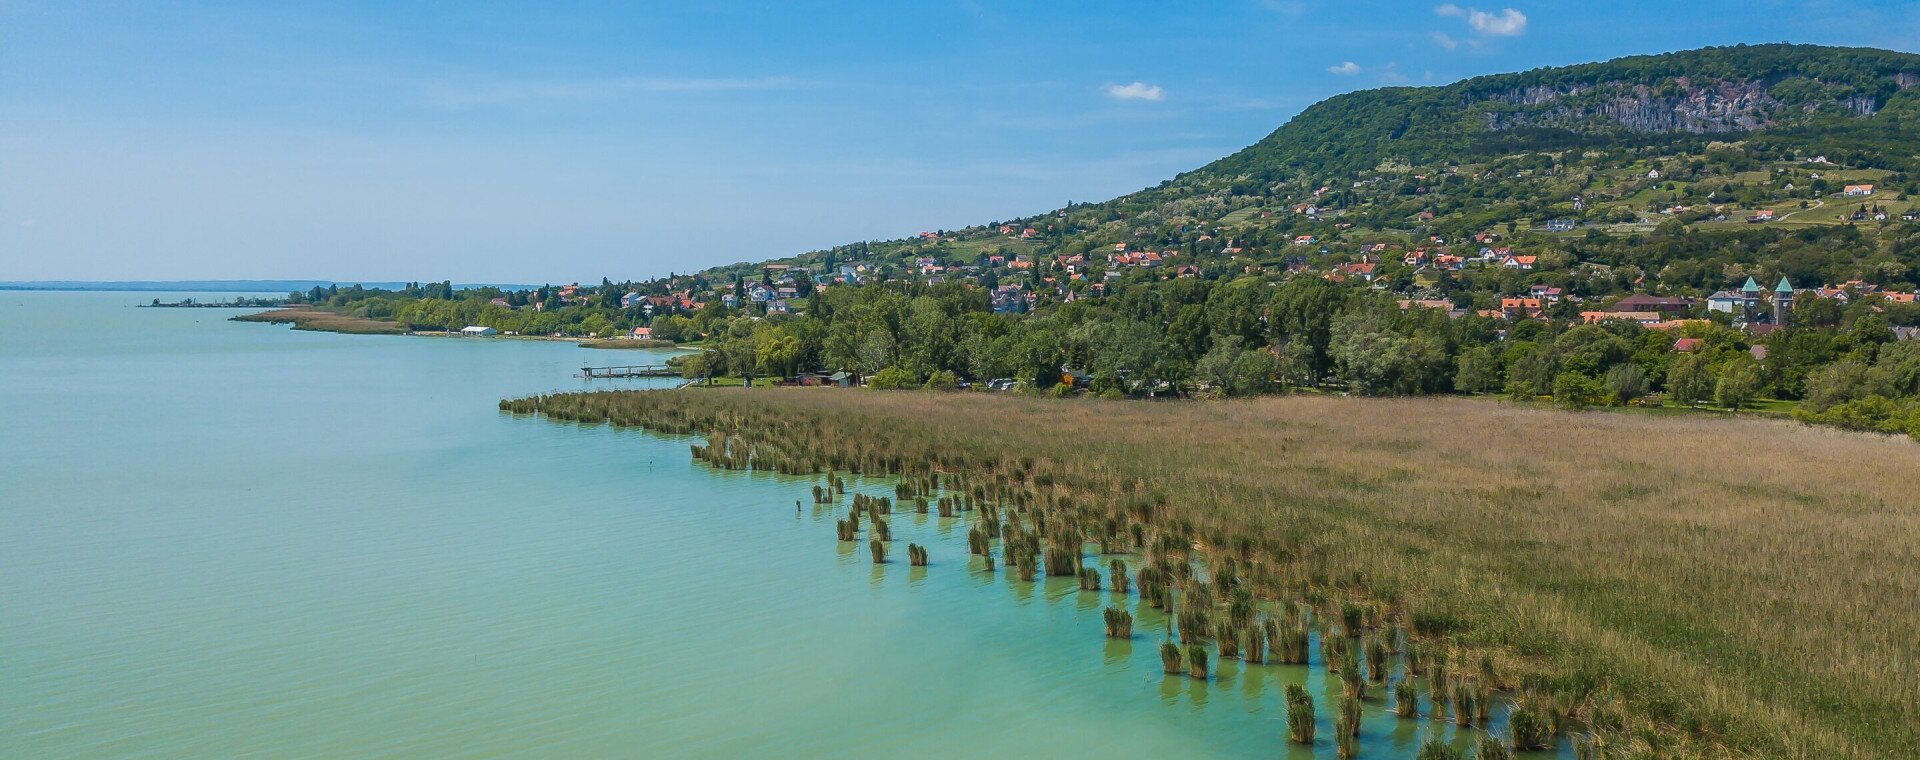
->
[1508,700,1551,750]
[1160,640,1183,674]
[1285,684,1315,744]
[1416,738,1462,760]
[1453,681,1475,727]
[871,517,891,542]
[1273,618,1310,664]
[966,526,989,555]
[1177,606,1211,645]
[1218,625,1241,660]
[1336,695,1361,757]
[835,517,858,542]
[1243,624,1266,664]
[1109,559,1130,594]
[1366,634,1388,682]
[907,542,928,566]
[1044,540,1080,577]
[1077,566,1102,591]
[1186,643,1209,679]
[1395,677,1418,718]
[1014,552,1037,582]
[1104,606,1133,638]
[869,538,886,564]
[1473,734,1513,760]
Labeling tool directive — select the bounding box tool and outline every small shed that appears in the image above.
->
[459,325,497,337]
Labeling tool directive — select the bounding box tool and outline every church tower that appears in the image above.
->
[1773,277,1794,326]
[1740,276,1761,321]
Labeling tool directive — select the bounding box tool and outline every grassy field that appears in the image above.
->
[230,307,406,335]
[506,389,1917,758]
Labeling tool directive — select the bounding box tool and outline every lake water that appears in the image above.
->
[2,291,1564,758]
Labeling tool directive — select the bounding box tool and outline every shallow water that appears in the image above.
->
[1,291,1569,758]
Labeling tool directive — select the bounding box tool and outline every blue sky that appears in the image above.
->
[2,2,1917,283]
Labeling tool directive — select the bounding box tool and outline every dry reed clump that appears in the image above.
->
[1104,606,1133,638]
[504,388,1920,759]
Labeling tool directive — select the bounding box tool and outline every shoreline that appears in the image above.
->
[231,307,686,351]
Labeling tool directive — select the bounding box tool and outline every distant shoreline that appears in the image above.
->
[2,280,540,293]
[231,307,683,350]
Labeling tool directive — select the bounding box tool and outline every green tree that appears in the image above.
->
[1667,353,1714,406]
[1715,356,1763,410]
[1552,371,1606,409]
[1454,345,1502,393]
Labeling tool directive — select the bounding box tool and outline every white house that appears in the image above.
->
[459,325,497,337]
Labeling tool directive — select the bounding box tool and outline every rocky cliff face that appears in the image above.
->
[1475,78,1877,134]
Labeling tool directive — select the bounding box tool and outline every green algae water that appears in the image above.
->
[1,291,1569,758]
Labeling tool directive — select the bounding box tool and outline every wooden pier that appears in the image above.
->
[579,364,678,379]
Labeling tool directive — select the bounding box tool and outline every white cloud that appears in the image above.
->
[1467,8,1527,36]
[1103,81,1166,102]
[1433,4,1527,38]
[1328,61,1361,75]
[1430,32,1460,50]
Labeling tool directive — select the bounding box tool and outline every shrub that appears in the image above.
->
[923,370,960,391]
[868,366,916,389]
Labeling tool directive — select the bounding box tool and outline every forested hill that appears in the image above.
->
[697,43,1920,284]
[1187,43,1920,185]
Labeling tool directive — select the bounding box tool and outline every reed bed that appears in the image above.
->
[502,388,1920,758]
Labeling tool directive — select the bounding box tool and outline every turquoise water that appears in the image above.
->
[2,291,1566,758]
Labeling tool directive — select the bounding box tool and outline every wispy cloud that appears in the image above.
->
[421,75,804,106]
[1328,61,1361,75]
[1430,32,1460,50]
[1103,81,1166,102]
[1434,4,1528,37]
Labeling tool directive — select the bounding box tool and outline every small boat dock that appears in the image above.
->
[579,364,678,379]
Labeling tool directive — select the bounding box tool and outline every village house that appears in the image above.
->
[1500,297,1544,319]
[1844,184,1875,197]
[629,326,652,340]
[1501,254,1537,271]
[1706,290,1745,313]
[1336,262,1376,281]
[1529,284,1564,303]
[1673,337,1703,352]
[1612,294,1694,313]
[1581,311,1662,326]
